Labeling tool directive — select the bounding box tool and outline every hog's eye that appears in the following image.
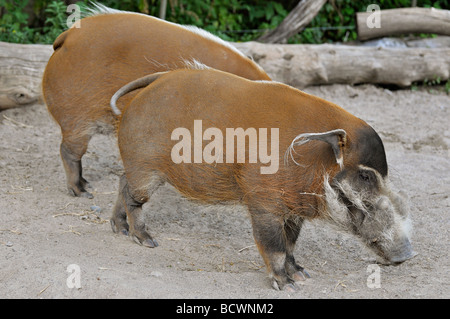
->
[359,170,373,183]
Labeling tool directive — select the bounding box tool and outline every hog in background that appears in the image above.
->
[42,3,269,198]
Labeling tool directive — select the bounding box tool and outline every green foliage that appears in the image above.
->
[411,77,450,94]
[0,0,34,43]
[153,0,289,42]
[0,0,448,44]
[0,0,68,43]
[41,0,68,43]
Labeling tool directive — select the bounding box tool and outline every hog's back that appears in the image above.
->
[42,13,268,129]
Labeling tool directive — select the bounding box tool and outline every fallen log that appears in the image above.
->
[359,36,450,49]
[0,41,53,110]
[233,41,450,88]
[356,7,450,41]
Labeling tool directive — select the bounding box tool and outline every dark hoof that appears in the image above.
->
[272,280,299,292]
[304,270,311,278]
[292,265,311,280]
[292,271,307,282]
[283,283,299,292]
[80,191,94,199]
[132,232,158,248]
[68,186,93,199]
[142,238,159,248]
[110,219,129,236]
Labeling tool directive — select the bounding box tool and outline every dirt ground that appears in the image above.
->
[0,83,448,299]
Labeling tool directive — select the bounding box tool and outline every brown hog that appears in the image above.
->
[41,3,269,199]
[110,68,416,291]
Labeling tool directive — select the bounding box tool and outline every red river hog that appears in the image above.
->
[42,3,269,198]
[109,68,416,291]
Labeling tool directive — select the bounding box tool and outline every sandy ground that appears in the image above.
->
[0,83,449,299]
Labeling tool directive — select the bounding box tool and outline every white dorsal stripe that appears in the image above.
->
[83,2,250,60]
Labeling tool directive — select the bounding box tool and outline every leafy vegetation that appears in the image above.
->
[0,0,448,44]
[0,0,68,43]
[411,76,450,94]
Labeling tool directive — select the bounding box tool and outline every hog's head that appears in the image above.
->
[287,126,417,264]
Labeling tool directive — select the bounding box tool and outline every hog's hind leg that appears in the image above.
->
[60,132,93,199]
[110,174,130,236]
[112,173,163,248]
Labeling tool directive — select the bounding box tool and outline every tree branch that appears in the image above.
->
[257,0,327,44]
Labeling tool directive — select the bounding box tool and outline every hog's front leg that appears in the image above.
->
[249,209,306,291]
[284,217,311,281]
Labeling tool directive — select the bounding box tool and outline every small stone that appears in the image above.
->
[150,271,162,278]
[90,205,102,213]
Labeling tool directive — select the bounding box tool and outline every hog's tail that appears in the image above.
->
[110,71,169,116]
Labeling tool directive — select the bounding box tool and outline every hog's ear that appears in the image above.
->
[286,129,347,169]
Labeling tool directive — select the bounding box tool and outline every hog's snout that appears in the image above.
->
[385,238,418,264]
[324,174,417,265]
